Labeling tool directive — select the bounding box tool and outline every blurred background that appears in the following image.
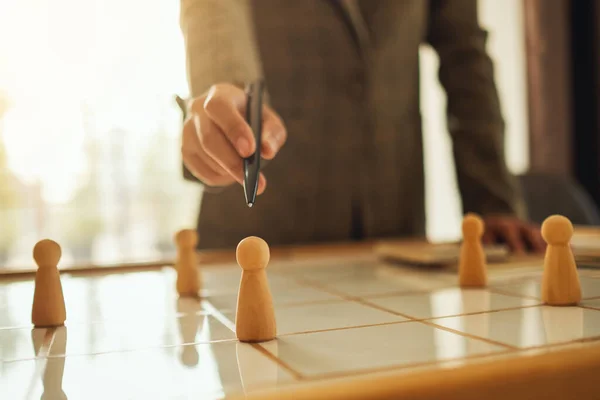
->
[0,0,598,269]
[0,0,199,267]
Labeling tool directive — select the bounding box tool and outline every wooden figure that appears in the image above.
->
[541,215,581,305]
[459,213,487,287]
[235,236,276,342]
[174,229,201,297]
[31,239,66,327]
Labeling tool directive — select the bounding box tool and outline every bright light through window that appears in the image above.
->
[0,0,200,268]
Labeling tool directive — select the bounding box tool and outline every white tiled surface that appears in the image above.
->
[1,315,236,362]
[277,259,452,296]
[492,275,600,300]
[0,269,189,328]
[366,288,541,319]
[430,306,600,348]
[3,256,600,399]
[1,341,295,400]
[274,259,400,281]
[259,321,507,377]
[224,300,406,335]
[63,314,236,357]
[313,273,451,298]
[203,265,295,294]
[579,267,600,278]
[205,282,343,315]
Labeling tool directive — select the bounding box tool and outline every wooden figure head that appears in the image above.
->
[462,213,484,241]
[236,236,270,271]
[175,229,198,249]
[33,239,61,269]
[541,215,573,246]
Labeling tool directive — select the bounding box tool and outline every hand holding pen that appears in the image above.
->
[181,82,287,196]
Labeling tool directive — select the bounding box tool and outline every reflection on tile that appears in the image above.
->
[223,301,405,335]
[0,270,228,331]
[205,281,342,315]
[259,321,505,377]
[0,269,195,329]
[61,270,180,323]
[367,288,540,320]
[431,306,600,348]
[2,341,296,400]
[0,327,53,362]
[2,309,236,362]
[175,296,204,315]
[493,276,600,300]
[50,313,235,356]
[237,341,284,395]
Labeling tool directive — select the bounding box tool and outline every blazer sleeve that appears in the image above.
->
[179,0,266,189]
[425,0,527,219]
[179,0,264,97]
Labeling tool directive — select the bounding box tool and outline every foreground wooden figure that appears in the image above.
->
[235,236,276,342]
[31,239,66,327]
[541,215,581,305]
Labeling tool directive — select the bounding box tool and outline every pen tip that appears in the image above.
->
[247,202,254,208]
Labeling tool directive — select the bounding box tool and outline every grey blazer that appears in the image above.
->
[179,0,526,250]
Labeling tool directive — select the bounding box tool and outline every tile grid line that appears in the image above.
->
[201,293,307,381]
[486,286,542,300]
[5,337,242,363]
[289,273,457,300]
[18,335,599,394]
[284,347,521,383]
[349,296,520,350]
[203,269,523,380]
[290,274,532,322]
[578,304,600,312]
[12,303,551,363]
[506,335,600,353]
[284,336,600,383]
[285,273,525,349]
[6,266,600,392]
[11,269,598,352]
[11,326,600,391]
[489,286,600,303]
[268,304,545,339]
[289,274,456,304]
[260,267,565,385]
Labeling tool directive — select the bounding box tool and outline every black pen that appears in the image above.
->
[243,80,264,207]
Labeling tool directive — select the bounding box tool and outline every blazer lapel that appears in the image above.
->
[336,0,371,57]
